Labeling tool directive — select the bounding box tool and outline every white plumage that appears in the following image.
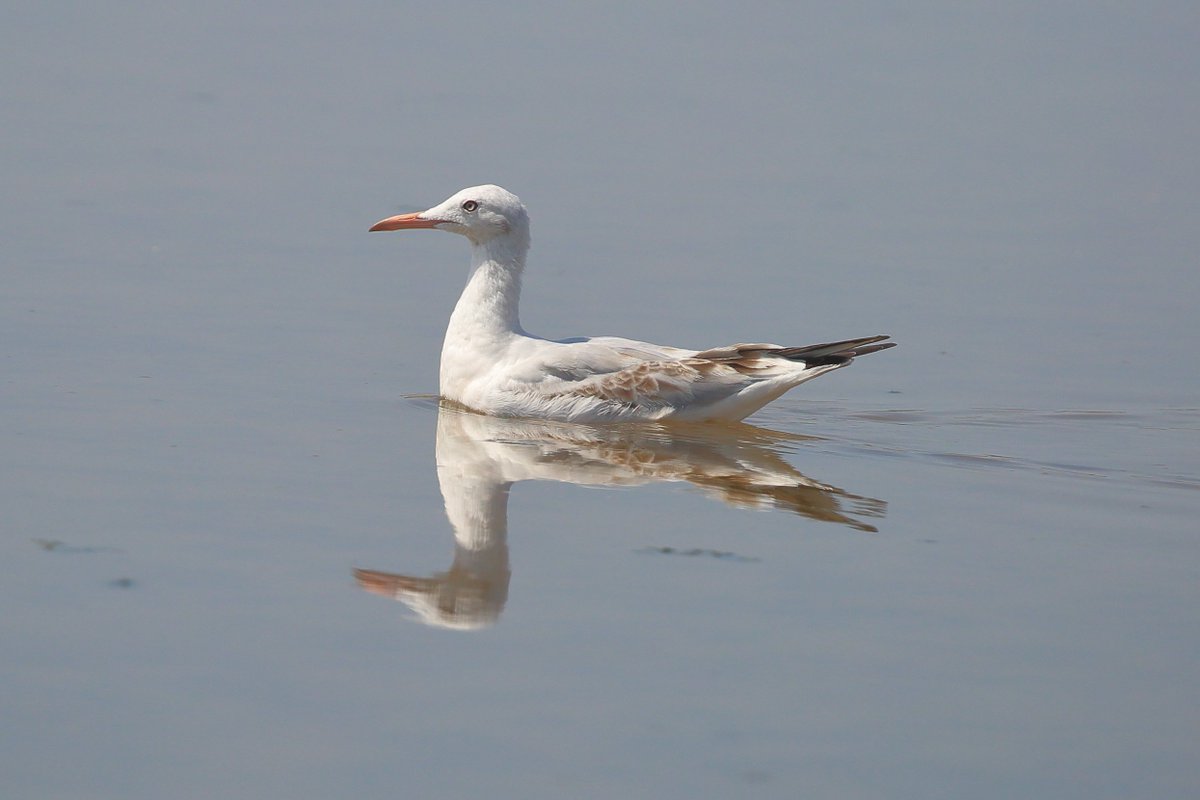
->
[370,185,893,422]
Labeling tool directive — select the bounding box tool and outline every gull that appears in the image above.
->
[370,185,894,422]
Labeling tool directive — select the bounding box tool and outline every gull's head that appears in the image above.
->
[370,184,529,249]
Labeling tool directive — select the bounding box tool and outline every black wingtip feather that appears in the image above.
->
[847,342,897,358]
[786,337,895,367]
[776,335,892,360]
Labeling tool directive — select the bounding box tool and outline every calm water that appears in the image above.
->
[4,3,1199,798]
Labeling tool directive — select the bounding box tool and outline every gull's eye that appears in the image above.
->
[461,200,478,212]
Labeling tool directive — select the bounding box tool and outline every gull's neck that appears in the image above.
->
[447,235,527,338]
[441,233,529,396]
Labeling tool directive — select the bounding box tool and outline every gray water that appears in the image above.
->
[4,3,1199,798]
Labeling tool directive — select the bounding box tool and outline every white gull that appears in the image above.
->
[370,184,894,422]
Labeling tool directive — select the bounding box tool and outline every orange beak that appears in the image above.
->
[368,211,441,232]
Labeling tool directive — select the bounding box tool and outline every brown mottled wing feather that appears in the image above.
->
[566,358,731,409]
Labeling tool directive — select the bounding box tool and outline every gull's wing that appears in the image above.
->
[515,335,894,421]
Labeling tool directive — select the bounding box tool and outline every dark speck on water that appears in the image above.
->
[637,546,761,563]
[33,539,124,555]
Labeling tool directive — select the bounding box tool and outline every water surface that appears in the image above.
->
[4,3,1199,798]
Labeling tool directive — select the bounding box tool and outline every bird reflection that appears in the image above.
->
[354,405,886,630]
